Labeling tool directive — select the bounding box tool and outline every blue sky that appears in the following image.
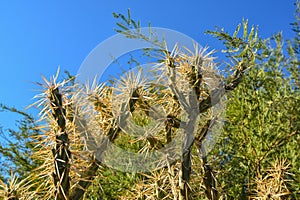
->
[0,1,296,129]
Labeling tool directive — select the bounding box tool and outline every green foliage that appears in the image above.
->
[0,104,41,182]
[113,9,162,48]
[84,168,140,200]
[209,23,300,199]
[206,19,259,61]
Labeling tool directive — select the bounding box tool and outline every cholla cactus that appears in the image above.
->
[26,42,224,200]
[252,159,293,200]
[0,14,261,199]
[0,172,35,200]
[28,70,100,199]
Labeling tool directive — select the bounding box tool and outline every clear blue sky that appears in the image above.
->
[0,1,296,129]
